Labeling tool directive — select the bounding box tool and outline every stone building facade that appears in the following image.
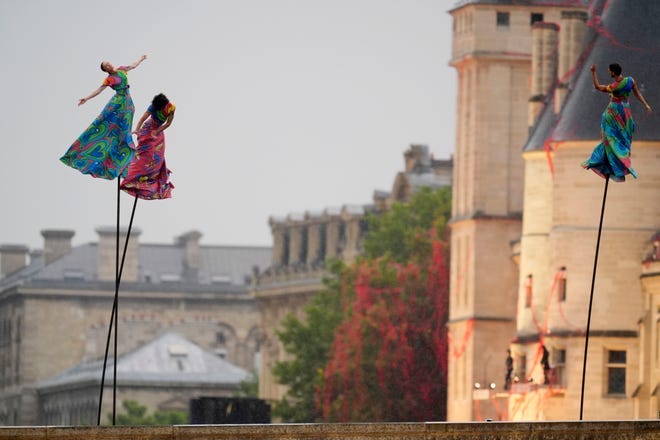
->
[447,0,660,421]
[252,145,452,403]
[0,229,271,425]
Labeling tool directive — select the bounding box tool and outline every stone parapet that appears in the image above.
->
[1,421,659,439]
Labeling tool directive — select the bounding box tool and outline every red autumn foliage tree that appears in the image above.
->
[318,233,449,421]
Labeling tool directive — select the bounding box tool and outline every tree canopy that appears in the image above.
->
[273,186,451,422]
[111,400,187,425]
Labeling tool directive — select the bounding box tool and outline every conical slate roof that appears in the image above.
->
[524,0,660,151]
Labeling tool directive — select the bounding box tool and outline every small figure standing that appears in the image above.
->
[120,93,175,199]
[61,55,147,179]
[504,349,514,390]
[541,344,551,385]
[581,63,652,182]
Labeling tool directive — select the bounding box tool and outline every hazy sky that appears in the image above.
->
[0,0,456,251]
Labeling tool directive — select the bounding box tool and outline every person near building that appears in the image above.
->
[61,55,147,179]
[581,63,652,182]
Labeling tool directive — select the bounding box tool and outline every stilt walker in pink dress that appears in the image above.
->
[120,93,175,199]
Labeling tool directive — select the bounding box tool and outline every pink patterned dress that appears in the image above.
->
[120,102,175,199]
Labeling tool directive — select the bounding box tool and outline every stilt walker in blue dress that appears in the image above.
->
[581,63,652,181]
[60,54,147,426]
[60,54,147,179]
[579,62,652,420]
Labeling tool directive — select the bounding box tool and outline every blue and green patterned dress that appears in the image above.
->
[60,67,135,179]
[581,77,638,182]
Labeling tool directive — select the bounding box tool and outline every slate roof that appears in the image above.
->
[524,0,660,151]
[451,0,589,11]
[37,332,250,392]
[0,238,271,292]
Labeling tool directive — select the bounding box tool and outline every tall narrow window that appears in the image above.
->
[552,348,566,388]
[497,12,510,28]
[524,274,533,308]
[515,354,526,383]
[606,350,626,395]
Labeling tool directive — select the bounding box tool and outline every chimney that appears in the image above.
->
[323,208,342,259]
[305,212,324,266]
[529,22,559,129]
[340,206,365,263]
[287,214,306,267]
[0,244,29,278]
[96,227,141,282]
[41,229,75,266]
[269,217,289,267]
[555,10,588,113]
[176,230,203,281]
[404,144,431,172]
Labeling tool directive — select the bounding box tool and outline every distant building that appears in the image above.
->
[253,144,452,404]
[0,229,271,425]
[37,332,250,425]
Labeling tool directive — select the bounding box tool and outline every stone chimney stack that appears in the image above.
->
[177,230,203,282]
[305,212,325,267]
[287,214,306,267]
[323,208,342,259]
[404,144,431,172]
[269,218,289,267]
[529,22,559,129]
[96,227,141,282]
[0,244,29,278]
[41,229,75,266]
[555,10,588,113]
[340,206,365,263]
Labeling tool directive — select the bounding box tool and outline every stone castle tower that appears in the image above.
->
[513,0,660,420]
[448,0,660,421]
[446,0,589,421]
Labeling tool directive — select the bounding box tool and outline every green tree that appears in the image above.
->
[235,374,259,397]
[363,186,451,262]
[271,259,348,422]
[272,187,452,422]
[110,400,188,425]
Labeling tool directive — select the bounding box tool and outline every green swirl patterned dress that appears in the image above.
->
[60,67,135,179]
[581,76,638,182]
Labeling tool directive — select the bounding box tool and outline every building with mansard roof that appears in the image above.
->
[0,229,270,425]
[252,144,452,404]
[446,0,660,421]
[36,332,250,425]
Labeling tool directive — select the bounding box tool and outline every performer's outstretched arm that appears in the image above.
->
[132,111,150,134]
[124,54,147,71]
[590,64,609,93]
[153,113,175,136]
[633,81,652,113]
[79,85,108,106]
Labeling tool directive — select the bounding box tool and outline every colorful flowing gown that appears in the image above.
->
[581,76,638,182]
[60,68,135,179]
[120,102,175,199]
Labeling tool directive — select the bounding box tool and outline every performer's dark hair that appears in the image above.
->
[609,63,623,76]
[100,62,107,73]
[152,93,169,111]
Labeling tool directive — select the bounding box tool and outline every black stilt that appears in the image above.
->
[579,175,610,420]
[96,190,139,425]
[113,178,119,425]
